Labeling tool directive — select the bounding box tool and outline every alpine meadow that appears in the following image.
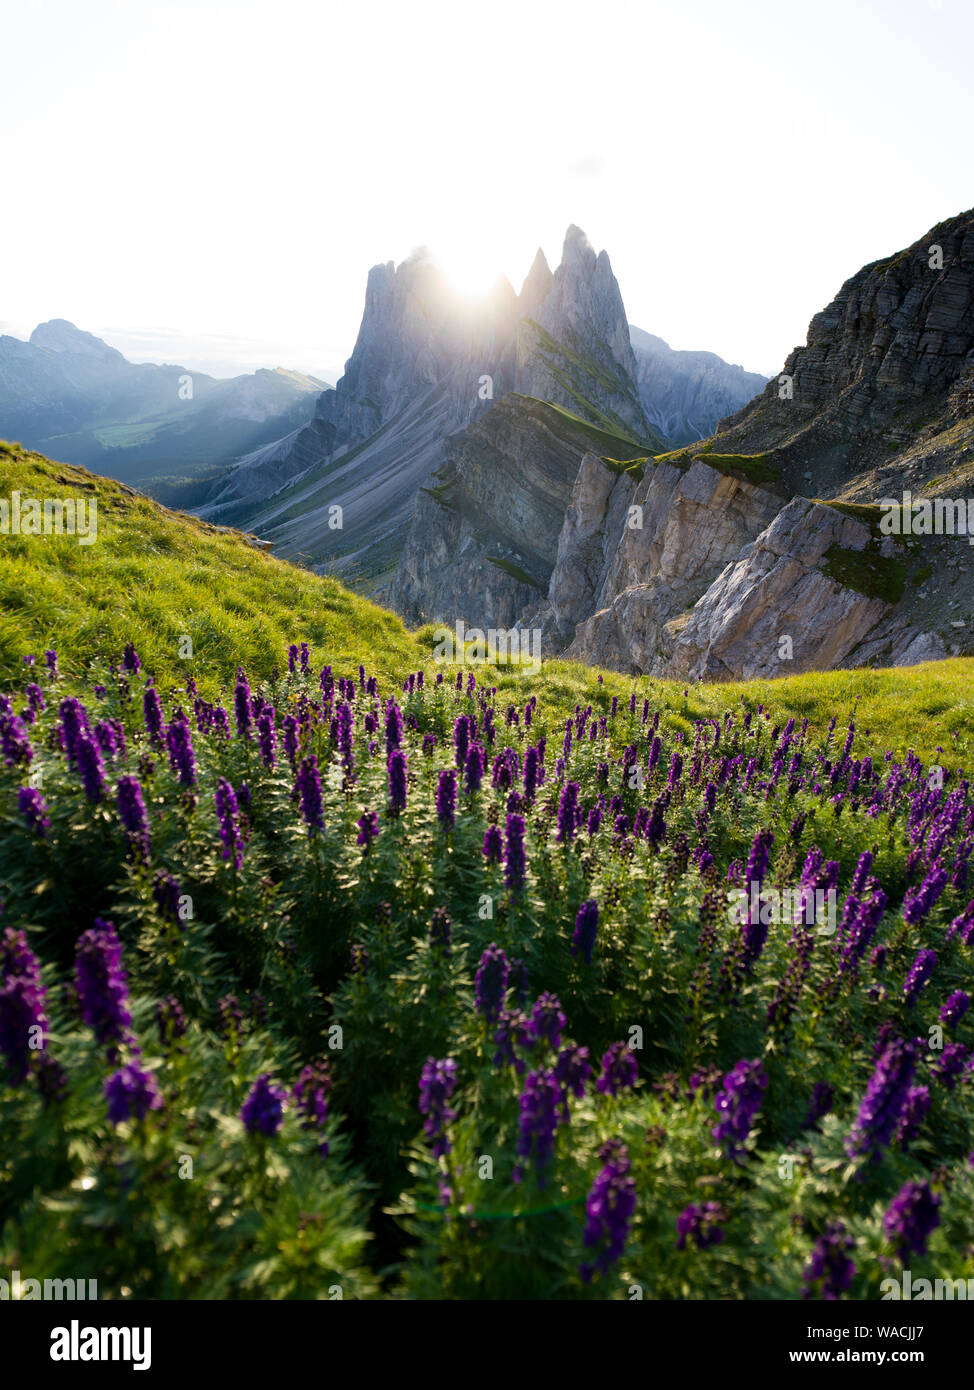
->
[2,0,974,1344]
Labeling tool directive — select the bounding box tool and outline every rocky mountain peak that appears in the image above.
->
[713,205,974,497]
[30,319,125,362]
[518,249,553,317]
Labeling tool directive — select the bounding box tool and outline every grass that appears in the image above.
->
[484,556,545,591]
[820,542,908,605]
[601,456,647,482]
[3,441,973,772]
[693,453,782,489]
[0,443,424,694]
[513,396,654,458]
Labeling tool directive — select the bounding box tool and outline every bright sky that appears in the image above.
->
[2,0,971,379]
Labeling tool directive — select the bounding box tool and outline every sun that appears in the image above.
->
[437,249,504,301]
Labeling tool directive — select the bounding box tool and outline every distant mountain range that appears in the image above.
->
[195,228,766,587]
[0,320,325,501]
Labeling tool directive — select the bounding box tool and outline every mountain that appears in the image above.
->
[535,206,974,678]
[628,326,768,445]
[197,228,671,587]
[0,320,325,500]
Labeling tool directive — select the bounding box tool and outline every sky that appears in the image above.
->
[2,0,972,380]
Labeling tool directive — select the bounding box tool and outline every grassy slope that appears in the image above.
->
[3,440,972,771]
[0,443,423,694]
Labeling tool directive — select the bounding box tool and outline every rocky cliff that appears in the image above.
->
[539,208,974,677]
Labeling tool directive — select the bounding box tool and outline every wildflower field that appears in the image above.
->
[2,630,973,1300]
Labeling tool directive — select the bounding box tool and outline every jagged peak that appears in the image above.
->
[561,224,595,266]
[518,248,553,316]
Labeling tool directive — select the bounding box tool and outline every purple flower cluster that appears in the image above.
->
[418,1056,457,1159]
[474,944,509,1023]
[571,900,599,966]
[214,778,245,867]
[293,1060,331,1156]
[846,1036,917,1163]
[802,1222,856,1300]
[712,1058,767,1162]
[514,1067,564,1184]
[580,1140,636,1281]
[883,1180,941,1262]
[676,1201,725,1252]
[18,785,51,837]
[0,927,48,1083]
[596,1040,638,1097]
[74,920,133,1055]
[240,1072,288,1137]
[105,1064,163,1125]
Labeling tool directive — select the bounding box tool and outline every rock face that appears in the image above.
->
[558,456,783,670]
[629,326,767,445]
[541,207,974,679]
[711,207,974,500]
[390,397,643,627]
[663,499,945,680]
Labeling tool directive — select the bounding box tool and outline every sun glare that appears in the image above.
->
[437,250,505,301]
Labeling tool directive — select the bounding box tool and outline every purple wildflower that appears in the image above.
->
[940,990,970,1030]
[388,749,407,814]
[571,900,599,965]
[436,768,456,832]
[418,1057,457,1159]
[17,786,50,837]
[883,1180,941,1263]
[676,1202,725,1252]
[802,1222,856,1300]
[528,992,565,1051]
[712,1058,767,1162]
[579,1141,636,1281]
[356,810,379,853]
[0,928,48,1083]
[503,812,527,892]
[214,778,244,868]
[74,920,133,1054]
[117,774,151,860]
[903,948,936,1007]
[846,1036,917,1163]
[475,944,509,1023]
[104,1064,163,1124]
[596,1040,638,1097]
[240,1073,288,1137]
[294,756,324,834]
[514,1067,565,1185]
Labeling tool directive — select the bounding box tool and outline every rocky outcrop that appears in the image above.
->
[711,207,974,499]
[662,499,944,679]
[390,397,643,627]
[629,326,767,446]
[558,457,783,670]
[514,228,651,440]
